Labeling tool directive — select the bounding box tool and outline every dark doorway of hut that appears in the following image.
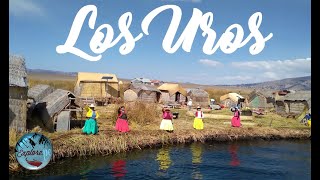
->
[156,92,161,103]
[175,92,181,102]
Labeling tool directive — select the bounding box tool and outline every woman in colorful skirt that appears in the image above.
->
[115,106,130,132]
[193,106,204,130]
[160,106,174,132]
[82,104,99,135]
[231,107,241,127]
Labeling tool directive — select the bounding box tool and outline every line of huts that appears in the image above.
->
[29,68,312,117]
[244,89,311,116]
[216,89,311,116]
[72,73,212,107]
[9,54,311,133]
[130,77,164,86]
[123,82,210,107]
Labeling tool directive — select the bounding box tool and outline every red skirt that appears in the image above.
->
[231,116,241,127]
[115,118,130,132]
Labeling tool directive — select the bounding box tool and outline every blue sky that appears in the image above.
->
[9,0,311,85]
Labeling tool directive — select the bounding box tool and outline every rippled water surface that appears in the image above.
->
[10,140,311,180]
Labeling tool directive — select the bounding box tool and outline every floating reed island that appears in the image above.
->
[9,101,311,173]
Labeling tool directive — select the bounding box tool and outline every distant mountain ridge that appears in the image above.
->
[27,69,77,76]
[27,69,311,90]
[230,76,311,91]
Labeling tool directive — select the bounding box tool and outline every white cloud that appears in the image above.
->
[262,72,278,80]
[10,0,44,17]
[231,58,311,74]
[199,59,223,67]
[221,75,253,81]
[188,57,311,85]
[171,58,311,85]
[226,58,311,83]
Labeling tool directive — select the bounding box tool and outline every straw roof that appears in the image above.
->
[247,90,274,101]
[40,89,74,117]
[220,93,244,102]
[283,91,311,111]
[75,72,118,86]
[187,88,209,97]
[130,83,161,93]
[28,84,54,102]
[283,91,311,101]
[157,83,187,96]
[9,55,28,87]
[259,90,275,98]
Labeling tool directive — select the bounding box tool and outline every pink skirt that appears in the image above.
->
[115,118,130,132]
[231,116,241,127]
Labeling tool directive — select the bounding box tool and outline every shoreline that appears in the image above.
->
[9,126,311,174]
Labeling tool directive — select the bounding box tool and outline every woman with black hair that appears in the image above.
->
[115,106,130,132]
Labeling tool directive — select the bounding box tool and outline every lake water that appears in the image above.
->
[10,140,311,180]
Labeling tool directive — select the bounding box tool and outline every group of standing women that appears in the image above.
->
[159,105,206,132]
[192,105,242,129]
[82,104,130,135]
[82,103,242,135]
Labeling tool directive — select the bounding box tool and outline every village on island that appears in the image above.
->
[9,54,311,173]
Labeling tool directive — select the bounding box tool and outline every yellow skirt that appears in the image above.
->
[193,118,204,130]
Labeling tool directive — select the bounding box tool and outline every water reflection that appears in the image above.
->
[111,160,127,180]
[190,143,203,180]
[156,146,172,172]
[9,140,310,180]
[229,144,240,167]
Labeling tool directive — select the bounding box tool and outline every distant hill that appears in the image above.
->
[229,76,311,91]
[27,69,77,76]
[27,69,311,91]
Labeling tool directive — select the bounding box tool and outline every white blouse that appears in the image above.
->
[195,111,204,118]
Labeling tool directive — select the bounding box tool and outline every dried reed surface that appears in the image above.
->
[28,78,75,92]
[124,101,160,125]
[9,102,310,173]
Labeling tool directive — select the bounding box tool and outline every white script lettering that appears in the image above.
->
[56,5,142,61]
[56,4,273,61]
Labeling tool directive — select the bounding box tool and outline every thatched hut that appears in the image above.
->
[282,91,311,115]
[274,90,291,113]
[124,89,138,102]
[9,55,28,132]
[124,84,161,103]
[74,72,120,104]
[220,93,245,108]
[187,88,209,107]
[246,90,275,109]
[157,83,187,104]
[27,86,77,132]
[27,84,54,103]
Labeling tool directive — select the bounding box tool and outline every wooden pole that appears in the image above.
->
[269,118,273,127]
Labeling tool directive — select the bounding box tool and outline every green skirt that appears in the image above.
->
[82,118,98,135]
